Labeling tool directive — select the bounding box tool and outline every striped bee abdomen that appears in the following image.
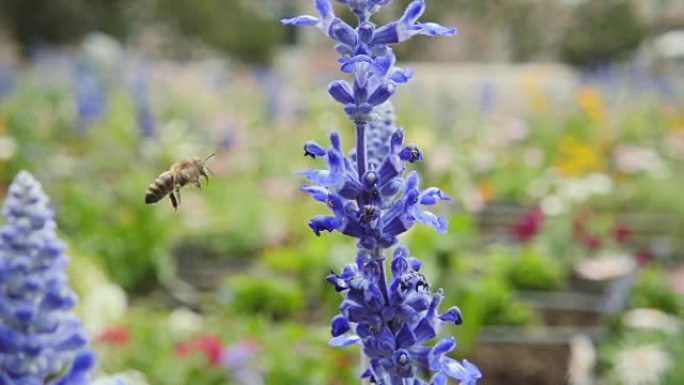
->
[145,170,174,204]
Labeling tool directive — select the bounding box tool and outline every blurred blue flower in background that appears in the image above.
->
[0,171,95,385]
[0,62,16,101]
[74,63,107,130]
[131,65,157,139]
[285,1,479,384]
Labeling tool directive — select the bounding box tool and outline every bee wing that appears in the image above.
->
[169,191,178,210]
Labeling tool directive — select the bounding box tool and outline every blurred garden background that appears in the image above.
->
[0,0,684,384]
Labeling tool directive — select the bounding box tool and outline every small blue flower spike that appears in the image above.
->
[285,1,479,384]
[0,171,96,385]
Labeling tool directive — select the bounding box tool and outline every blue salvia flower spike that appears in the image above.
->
[284,1,480,384]
[0,171,96,385]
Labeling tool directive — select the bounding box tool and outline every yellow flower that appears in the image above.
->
[576,87,605,123]
[520,73,549,112]
[556,136,603,176]
[477,181,497,203]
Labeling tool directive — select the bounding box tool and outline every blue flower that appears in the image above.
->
[334,0,393,20]
[366,103,399,170]
[131,65,156,139]
[0,62,16,100]
[285,1,479,383]
[74,63,107,130]
[372,0,457,45]
[326,247,477,384]
[300,131,449,247]
[283,0,453,123]
[0,171,96,385]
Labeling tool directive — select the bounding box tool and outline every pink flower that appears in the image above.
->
[510,207,544,243]
[176,335,224,366]
[96,326,132,346]
[613,224,632,244]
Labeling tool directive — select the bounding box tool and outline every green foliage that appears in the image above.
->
[503,248,567,291]
[0,0,131,51]
[263,322,357,385]
[631,267,683,315]
[473,277,540,326]
[262,236,347,316]
[172,230,258,271]
[57,173,173,293]
[455,273,540,351]
[457,260,539,326]
[197,177,268,255]
[663,331,684,385]
[560,0,646,67]
[156,0,283,64]
[224,274,306,320]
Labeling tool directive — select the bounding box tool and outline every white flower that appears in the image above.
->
[427,145,455,176]
[559,178,592,203]
[622,308,680,334]
[568,334,596,385]
[585,173,613,195]
[541,194,566,216]
[81,282,127,334]
[574,253,636,281]
[524,146,545,168]
[461,187,484,213]
[81,32,123,75]
[613,344,672,385]
[470,148,497,173]
[664,131,684,161]
[168,307,203,339]
[613,145,668,178]
[92,376,127,385]
[502,118,529,142]
[0,135,17,160]
[93,371,150,385]
[556,173,613,205]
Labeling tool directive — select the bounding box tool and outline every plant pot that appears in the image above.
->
[570,264,639,315]
[471,325,607,385]
[174,248,255,291]
[515,266,637,327]
[518,290,606,327]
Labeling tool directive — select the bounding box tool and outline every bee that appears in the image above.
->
[145,154,215,210]
[359,205,377,224]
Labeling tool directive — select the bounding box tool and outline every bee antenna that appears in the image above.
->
[204,153,216,162]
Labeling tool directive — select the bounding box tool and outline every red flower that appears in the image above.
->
[635,250,654,267]
[176,335,224,366]
[613,224,632,244]
[572,212,604,251]
[510,207,544,243]
[96,326,131,346]
[582,234,603,251]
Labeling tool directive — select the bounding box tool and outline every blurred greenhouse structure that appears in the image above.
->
[0,0,683,384]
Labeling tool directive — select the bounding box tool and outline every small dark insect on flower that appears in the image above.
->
[359,205,377,224]
[145,154,215,210]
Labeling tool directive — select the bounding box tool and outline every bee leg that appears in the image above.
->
[176,187,182,206]
[169,191,178,210]
[193,180,202,190]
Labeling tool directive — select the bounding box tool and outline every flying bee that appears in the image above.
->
[145,154,215,210]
